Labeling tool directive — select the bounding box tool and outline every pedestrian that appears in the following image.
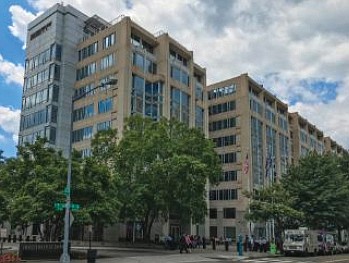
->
[202,236,206,249]
[179,234,189,254]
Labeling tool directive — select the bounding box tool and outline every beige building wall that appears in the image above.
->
[207,73,290,240]
[71,15,207,241]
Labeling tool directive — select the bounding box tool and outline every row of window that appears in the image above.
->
[73,103,94,122]
[24,64,60,91]
[209,208,236,219]
[25,44,61,73]
[30,22,52,41]
[78,33,116,61]
[218,152,237,164]
[212,135,237,148]
[19,126,56,145]
[209,100,236,115]
[170,65,189,86]
[195,106,204,130]
[21,106,58,130]
[209,117,237,131]
[209,189,238,200]
[73,120,112,144]
[208,84,237,100]
[78,42,98,61]
[72,126,93,143]
[76,54,116,80]
[22,84,59,110]
[220,170,238,182]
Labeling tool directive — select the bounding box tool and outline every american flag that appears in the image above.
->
[243,154,249,174]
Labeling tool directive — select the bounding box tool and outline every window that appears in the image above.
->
[103,33,115,49]
[223,208,236,218]
[170,66,189,86]
[209,100,236,115]
[209,189,238,200]
[100,53,115,70]
[98,97,113,114]
[219,152,237,164]
[73,103,94,122]
[72,126,93,143]
[97,121,112,131]
[208,84,237,100]
[212,135,237,148]
[169,49,188,66]
[195,82,203,101]
[76,62,96,80]
[78,42,98,61]
[30,22,52,41]
[170,87,190,125]
[209,208,217,219]
[195,106,204,130]
[132,52,157,74]
[220,170,238,181]
[50,105,58,123]
[131,33,153,53]
[209,117,238,131]
[131,74,163,120]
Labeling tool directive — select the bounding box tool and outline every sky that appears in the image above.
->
[0,0,348,158]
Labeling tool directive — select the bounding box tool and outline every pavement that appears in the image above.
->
[1,243,282,263]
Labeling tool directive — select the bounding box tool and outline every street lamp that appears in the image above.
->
[60,78,118,263]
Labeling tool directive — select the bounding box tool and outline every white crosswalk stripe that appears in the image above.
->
[239,258,315,263]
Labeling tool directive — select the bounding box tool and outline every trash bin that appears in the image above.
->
[87,249,97,263]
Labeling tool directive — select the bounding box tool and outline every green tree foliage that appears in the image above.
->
[113,116,221,240]
[0,150,9,225]
[0,138,120,240]
[282,152,349,231]
[2,138,66,238]
[246,152,349,236]
[245,184,303,237]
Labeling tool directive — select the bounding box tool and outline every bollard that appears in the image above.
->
[13,235,17,243]
[202,237,206,249]
[225,240,229,251]
[211,238,216,250]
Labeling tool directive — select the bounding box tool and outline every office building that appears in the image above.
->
[19,3,207,241]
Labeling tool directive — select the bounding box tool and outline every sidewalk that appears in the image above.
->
[16,244,282,263]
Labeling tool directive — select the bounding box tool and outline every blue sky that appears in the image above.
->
[0,0,348,158]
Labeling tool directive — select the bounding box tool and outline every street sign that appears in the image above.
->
[54,202,80,211]
[71,203,80,211]
[63,187,70,196]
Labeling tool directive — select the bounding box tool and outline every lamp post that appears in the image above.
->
[60,78,118,263]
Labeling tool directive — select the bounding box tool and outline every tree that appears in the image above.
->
[0,150,9,226]
[2,138,67,239]
[245,184,304,238]
[281,152,349,232]
[113,116,221,241]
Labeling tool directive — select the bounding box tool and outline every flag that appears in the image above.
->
[243,154,249,174]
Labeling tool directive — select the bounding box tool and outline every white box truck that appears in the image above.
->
[283,228,318,256]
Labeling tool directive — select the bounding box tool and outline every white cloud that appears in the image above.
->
[0,106,21,141]
[0,134,5,142]
[8,5,36,49]
[0,54,24,86]
[15,0,349,149]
